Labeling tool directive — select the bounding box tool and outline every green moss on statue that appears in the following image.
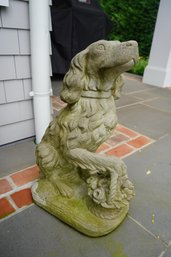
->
[32,40,139,237]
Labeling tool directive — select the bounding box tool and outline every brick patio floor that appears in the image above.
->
[0,107,154,220]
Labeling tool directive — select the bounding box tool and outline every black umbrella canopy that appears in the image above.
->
[51,0,112,74]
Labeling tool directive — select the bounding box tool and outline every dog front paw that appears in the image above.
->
[49,173,73,198]
[36,143,58,169]
[56,181,73,198]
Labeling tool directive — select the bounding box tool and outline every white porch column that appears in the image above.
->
[29,0,52,144]
[143,0,171,88]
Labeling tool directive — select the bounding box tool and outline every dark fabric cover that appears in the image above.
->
[51,0,112,74]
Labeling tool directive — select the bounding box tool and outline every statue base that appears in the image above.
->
[32,179,129,237]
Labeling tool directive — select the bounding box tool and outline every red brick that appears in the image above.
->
[116,124,139,138]
[55,96,67,107]
[106,133,129,146]
[106,144,134,158]
[0,198,15,219]
[127,136,152,148]
[51,96,67,109]
[11,166,40,186]
[96,143,110,153]
[52,101,63,110]
[11,188,33,208]
[0,179,13,194]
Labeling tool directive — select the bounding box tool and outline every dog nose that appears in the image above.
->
[126,41,138,47]
[126,42,133,47]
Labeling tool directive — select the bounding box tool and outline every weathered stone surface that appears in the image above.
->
[32,40,139,236]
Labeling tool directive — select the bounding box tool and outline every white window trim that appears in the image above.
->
[0,0,9,7]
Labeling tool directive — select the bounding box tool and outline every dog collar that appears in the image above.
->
[81,90,111,99]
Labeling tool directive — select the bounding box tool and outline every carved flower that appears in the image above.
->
[92,187,106,204]
[98,178,108,188]
[87,175,109,205]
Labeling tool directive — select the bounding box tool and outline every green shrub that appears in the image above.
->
[129,57,148,75]
[99,0,160,57]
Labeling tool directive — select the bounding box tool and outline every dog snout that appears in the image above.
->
[126,42,133,47]
[125,41,138,47]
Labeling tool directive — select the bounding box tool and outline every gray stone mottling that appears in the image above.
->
[0,139,35,176]
[118,103,171,139]
[125,134,171,244]
[0,205,165,257]
[163,246,171,257]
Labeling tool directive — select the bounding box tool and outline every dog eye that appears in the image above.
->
[98,44,105,50]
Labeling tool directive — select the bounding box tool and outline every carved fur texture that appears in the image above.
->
[36,40,139,215]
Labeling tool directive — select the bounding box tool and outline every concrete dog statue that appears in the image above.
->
[32,40,139,236]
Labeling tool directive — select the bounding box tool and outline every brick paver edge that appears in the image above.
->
[0,125,155,221]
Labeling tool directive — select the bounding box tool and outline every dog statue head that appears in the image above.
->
[60,40,139,104]
[87,40,138,71]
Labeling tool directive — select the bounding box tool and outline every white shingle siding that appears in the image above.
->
[4,79,24,102]
[0,0,9,7]
[0,82,6,104]
[0,56,16,80]
[23,79,32,100]
[18,30,31,54]
[0,0,52,145]
[0,13,2,27]
[49,5,52,31]
[15,56,31,79]
[49,33,52,55]
[1,0,29,29]
[0,119,35,145]
[0,100,33,126]
[0,29,20,54]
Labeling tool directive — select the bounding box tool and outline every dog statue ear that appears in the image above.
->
[112,75,125,100]
[60,48,89,104]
